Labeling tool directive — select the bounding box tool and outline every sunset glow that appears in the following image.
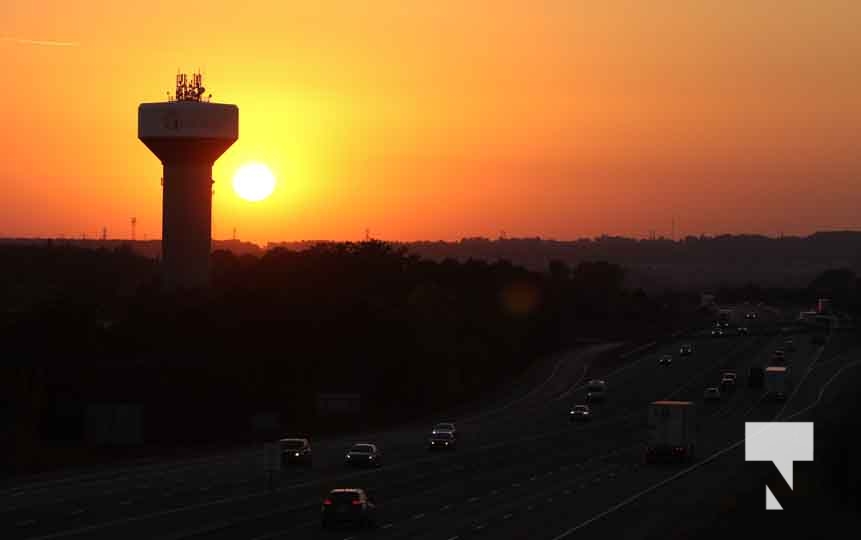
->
[1,1,859,244]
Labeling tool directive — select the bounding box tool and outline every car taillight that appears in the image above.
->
[352,500,363,505]
[323,499,332,505]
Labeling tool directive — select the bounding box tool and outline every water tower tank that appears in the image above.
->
[138,73,238,289]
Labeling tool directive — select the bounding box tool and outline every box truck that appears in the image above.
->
[645,400,696,463]
[764,366,789,401]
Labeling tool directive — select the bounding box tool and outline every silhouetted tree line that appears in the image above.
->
[0,242,747,453]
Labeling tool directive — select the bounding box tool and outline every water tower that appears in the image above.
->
[138,72,238,289]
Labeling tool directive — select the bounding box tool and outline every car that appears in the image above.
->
[586,379,607,402]
[720,321,730,328]
[659,354,673,366]
[569,404,592,422]
[737,326,749,335]
[679,344,693,356]
[720,374,736,393]
[784,338,795,351]
[711,328,723,337]
[745,312,758,320]
[428,431,456,450]
[344,443,381,467]
[773,349,786,363]
[432,422,456,436]
[321,488,377,529]
[703,387,721,401]
[280,437,313,467]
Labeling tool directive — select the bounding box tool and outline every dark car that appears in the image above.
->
[586,379,607,403]
[737,326,749,336]
[569,404,592,422]
[321,488,377,529]
[745,312,758,320]
[432,422,457,436]
[344,443,381,467]
[720,374,736,393]
[748,366,764,388]
[659,354,673,366]
[711,328,723,337]
[773,349,786,364]
[679,344,693,356]
[428,431,456,450]
[280,438,312,467]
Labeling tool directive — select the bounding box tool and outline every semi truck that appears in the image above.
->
[764,366,789,401]
[645,400,696,463]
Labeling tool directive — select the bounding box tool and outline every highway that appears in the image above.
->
[2,319,856,540]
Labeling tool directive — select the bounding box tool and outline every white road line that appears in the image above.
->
[446,536,459,540]
[382,523,393,529]
[69,509,85,516]
[503,513,513,520]
[413,513,425,519]
[474,524,486,530]
[468,497,480,503]
[441,504,452,511]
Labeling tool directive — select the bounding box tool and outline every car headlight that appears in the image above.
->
[369,455,375,459]
[294,452,300,457]
[346,454,351,459]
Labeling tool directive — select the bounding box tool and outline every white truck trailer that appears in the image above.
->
[645,400,696,463]
[764,366,789,401]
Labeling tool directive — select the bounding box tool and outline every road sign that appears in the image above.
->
[263,442,281,472]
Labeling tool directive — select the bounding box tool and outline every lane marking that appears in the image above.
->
[382,523,393,529]
[69,509,85,516]
[441,504,452,511]
[468,497,480,503]
[413,513,425,519]
[503,513,513,520]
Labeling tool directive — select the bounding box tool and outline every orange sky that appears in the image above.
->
[2,1,860,244]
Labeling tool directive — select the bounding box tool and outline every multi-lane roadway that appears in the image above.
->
[2,322,856,540]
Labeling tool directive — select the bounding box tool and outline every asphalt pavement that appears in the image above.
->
[3,321,854,540]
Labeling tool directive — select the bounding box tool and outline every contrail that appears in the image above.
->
[2,37,79,47]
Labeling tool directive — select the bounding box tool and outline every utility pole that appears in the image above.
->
[233,227,237,241]
[672,216,675,241]
[101,227,107,241]
[365,228,370,241]
[131,217,137,241]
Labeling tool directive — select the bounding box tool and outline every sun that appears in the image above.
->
[233,163,276,202]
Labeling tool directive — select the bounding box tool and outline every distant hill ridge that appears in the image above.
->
[3,231,860,290]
